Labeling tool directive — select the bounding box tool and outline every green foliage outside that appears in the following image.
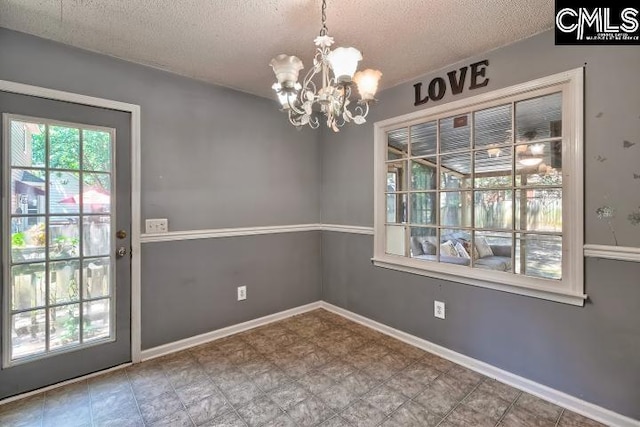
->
[52,235,80,258]
[12,231,25,247]
[31,126,111,189]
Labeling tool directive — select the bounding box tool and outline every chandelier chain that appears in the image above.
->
[320,0,328,36]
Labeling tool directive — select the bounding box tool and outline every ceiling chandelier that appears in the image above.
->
[269,0,382,132]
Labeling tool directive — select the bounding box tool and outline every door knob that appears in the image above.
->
[116,230,127,239]
[116,247,128,258]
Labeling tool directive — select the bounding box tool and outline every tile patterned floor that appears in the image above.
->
[0,309,606,427]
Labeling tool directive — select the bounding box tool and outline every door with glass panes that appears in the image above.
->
[0,91,131,399]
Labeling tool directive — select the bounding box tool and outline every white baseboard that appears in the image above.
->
[140,301,322,361]
[319,302,639,427]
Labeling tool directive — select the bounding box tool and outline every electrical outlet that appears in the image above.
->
[237,286,247,301]
[434,301,445,319]
[145,218,168,234]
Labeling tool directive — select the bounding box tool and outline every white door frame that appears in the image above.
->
[0,79,142,363]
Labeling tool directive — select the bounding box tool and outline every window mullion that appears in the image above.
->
[435,119,441,261]
[79,129,84,344]
[510,101,517,274]
[44,123,51,353]
[470,112,475,268]
[405,126,411,257]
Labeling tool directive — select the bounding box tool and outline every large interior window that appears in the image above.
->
[374,69,584,305]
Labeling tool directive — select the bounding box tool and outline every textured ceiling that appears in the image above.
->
[0,0,554,99]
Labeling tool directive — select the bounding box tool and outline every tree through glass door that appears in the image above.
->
[4,115,115,365]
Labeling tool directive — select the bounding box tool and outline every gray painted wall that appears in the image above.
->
[0,28,321,352]
[142,232,321,349]
[321,30,640,419]
[0,28,321,230]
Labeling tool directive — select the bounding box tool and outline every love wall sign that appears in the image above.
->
[413,60,490,106]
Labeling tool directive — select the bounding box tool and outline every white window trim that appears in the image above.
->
[373,68,585,306]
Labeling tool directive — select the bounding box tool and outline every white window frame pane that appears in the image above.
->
[373,68,585,306]
[2,114,117,367]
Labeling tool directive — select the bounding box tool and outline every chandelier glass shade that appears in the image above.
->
[518,152,544,167]
[269,0,382,131]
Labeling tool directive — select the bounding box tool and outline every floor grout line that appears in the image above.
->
[122,368,148,427]
[372,361,446,426]
[255,315,451,426]
[494,390,523,426]
[433,376,485,427]
[218,326,339,426]
[162,360,198,427]
[198,365,248,427]
[556,408,566,427]
[188,347,247,426]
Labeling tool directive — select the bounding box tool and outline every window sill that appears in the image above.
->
[371,256,587,306]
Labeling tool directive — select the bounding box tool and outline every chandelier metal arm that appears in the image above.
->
[357,101,370,117]
[285,94,306,116]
